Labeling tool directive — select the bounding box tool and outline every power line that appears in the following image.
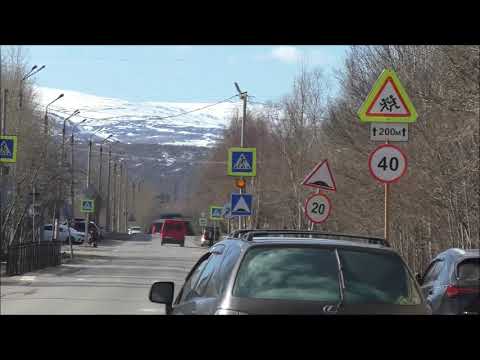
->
[30,94,241,122]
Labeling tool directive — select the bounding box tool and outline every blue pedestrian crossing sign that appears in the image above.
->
[228,147,256,177]
[0,135,18,163]
[231,193,253,216]
[210,206,223,220]
[80,199,95,213]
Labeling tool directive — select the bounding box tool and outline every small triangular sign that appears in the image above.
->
[358,69,417,123]
[233,196,250,213]
[301,160,337,192]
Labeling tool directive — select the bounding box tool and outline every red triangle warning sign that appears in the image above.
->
[366,77,410,117]
[301,160,336,192]
[358,69,418,123]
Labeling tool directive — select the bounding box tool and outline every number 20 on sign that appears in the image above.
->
[304,193,331,224]
[368,144,408,184]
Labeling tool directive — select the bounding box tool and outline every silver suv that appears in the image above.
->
[149,230,430,315]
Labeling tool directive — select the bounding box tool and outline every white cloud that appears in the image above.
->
[270,46,302,64]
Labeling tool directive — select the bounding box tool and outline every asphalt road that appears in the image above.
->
[0,235,206,314]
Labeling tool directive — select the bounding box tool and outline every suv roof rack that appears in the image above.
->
[242,230,390,247]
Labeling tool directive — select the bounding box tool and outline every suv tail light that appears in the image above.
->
[214,309,248,315]
[446,284,479,298]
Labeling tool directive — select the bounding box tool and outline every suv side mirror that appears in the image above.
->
[149,282,174,313]
[415,273,423,285]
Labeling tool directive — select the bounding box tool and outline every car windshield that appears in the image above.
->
[233,246,422,305]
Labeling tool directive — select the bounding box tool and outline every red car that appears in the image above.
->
[151,219,186,247]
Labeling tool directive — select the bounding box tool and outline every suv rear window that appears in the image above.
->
[458,258,480,281]
[339,250,421,305]
[233,246,421,305]
[233,247,341,302]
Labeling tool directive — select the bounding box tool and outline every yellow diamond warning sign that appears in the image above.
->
[358,69,418,123]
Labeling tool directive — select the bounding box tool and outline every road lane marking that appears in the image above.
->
[139,308,162,312]
[19,276,36,281]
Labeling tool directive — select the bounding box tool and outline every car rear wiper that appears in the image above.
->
[334,249,346,311]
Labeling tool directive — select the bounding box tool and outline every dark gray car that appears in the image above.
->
[149,231,430,315]
[418,248,479,315]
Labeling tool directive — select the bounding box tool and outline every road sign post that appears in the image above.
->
[359,69,416,243]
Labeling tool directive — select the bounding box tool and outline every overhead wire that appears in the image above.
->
[30,93,242,123]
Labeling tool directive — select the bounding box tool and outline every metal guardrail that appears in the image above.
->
[6,241,62,276]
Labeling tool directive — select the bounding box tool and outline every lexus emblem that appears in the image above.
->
[323,305,338,314]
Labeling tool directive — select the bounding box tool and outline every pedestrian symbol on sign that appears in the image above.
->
[0,136,17,163]
[233,153,252,170]
[81,199,95,213]
[0,141,12,157]
[227,147,257,177]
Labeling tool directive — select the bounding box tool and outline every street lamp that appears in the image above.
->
[98,134,113,194]
[104,138,119,232]
[44,93,64,134]
[20,65,46,108]
[62,110,80,163]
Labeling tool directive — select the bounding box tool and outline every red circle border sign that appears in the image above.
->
[304,192,332,224]
[368,144,408,184]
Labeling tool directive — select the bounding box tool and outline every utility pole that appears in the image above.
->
[85,139,92,242]
[234,82,248,230]
[98,144,103,196]
[69,133,75,258]
[131,181,135,224]
[112,161,117,233]
[124,165,128,233]
[117,162,122,232]
[105,145,112,232]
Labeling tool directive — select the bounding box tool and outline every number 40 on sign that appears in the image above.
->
[368,144,408,184]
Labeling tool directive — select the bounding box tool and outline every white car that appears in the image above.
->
[128,226,143,235]
[43,224,85,244]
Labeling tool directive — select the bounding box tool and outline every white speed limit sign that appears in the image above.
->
[369,144,408,183]
[304,193,331,224]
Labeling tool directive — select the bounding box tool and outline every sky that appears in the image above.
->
[24,45,349,103]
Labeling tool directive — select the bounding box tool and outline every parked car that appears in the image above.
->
[70,219,100,241]
[43,224,85,244]
[149,230,429,315]
[200,226,221,247]
[128,226,143,235]
[417,248,479,315]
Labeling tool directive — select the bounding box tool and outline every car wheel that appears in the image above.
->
[180,242,185,247]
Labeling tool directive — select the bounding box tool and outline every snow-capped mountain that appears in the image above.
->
[35,87,259,147]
